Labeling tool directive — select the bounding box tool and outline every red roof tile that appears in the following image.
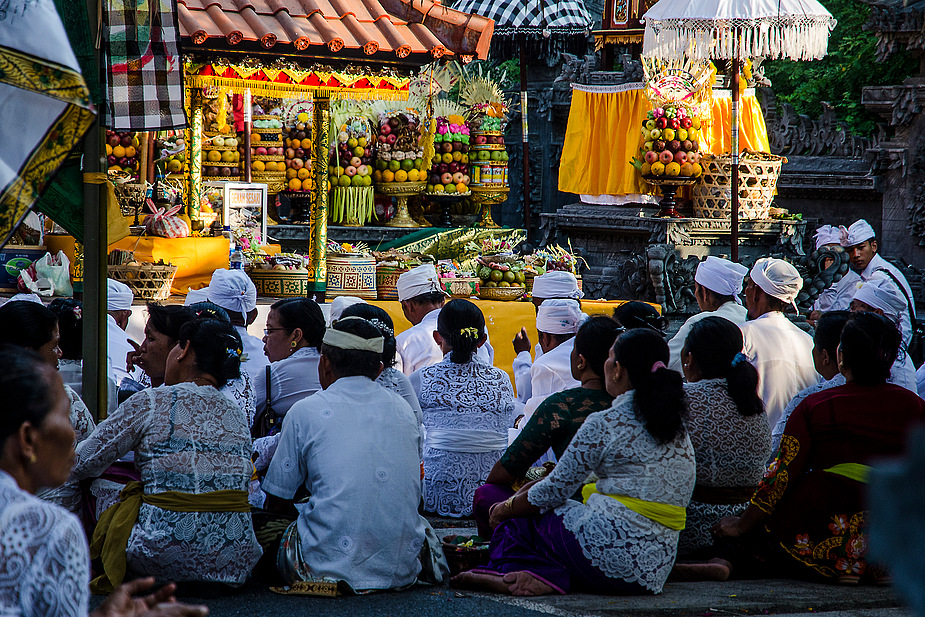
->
[178,0,493,60]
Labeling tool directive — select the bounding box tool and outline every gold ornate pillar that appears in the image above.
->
[187,88,203,221]
[307,98,330,301]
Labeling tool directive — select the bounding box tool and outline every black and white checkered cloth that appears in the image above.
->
[453,0,592,35]
[103,0,187,130]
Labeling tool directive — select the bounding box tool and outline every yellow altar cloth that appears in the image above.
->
[704,88,771,155]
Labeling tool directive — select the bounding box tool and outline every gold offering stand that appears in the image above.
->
[378,181,427,228]
[643,176,699,218]
[471,185,509,228]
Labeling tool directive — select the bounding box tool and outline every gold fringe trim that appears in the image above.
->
[186,75,409,100]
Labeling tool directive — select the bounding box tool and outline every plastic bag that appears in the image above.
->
[18,251,72,297]
[143,199,189,238]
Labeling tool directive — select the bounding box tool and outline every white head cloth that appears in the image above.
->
[750,257,803,310]
[107,279,134,311]
[535,299,583,334]
[695,256,749,304]
[330,296,367,323]
[6,293,44,305]
[184,287,210,305]
[207,269,257,316]
[814,225,842,250]
[397,264,444,302]
[532,271,583,300]
[854,275,907,325]
[839,220,876,247]
[323,317,384,353]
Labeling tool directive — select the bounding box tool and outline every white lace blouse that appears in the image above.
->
[38,384,96,514]
[527,391,695,593]
[72,383,262,585]
[0,470,89,617]
[412,355,515,517]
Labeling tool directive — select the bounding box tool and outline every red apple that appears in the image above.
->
[440,172,453,184]
[673,151,687,164]
[688,152,700,164]
[285,148,295,159]
[386,134,397,145]
[380,124,392,135]
[474,135,488,145]
[680,117,693,129]
[655,117,668,129]
[108,135,121,148]
[658,150,674,165]
[107,155,117,166]
[295,148,305,158]
[256,146,268,155]
[120,135,133,147]
[681,140,693,152]
[667,140,681,153]
[654,140,666,152]
[644,150,658,164]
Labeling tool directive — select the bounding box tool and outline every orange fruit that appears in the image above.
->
[288,178,302,191]
[286,168,297,180]
[251,133,261,143]
[373,170,383,182]
[297,167,310,180]
[456,182,467,193]
[112,145,126,158]
[665,162,681,177]
[125,146,136,158]
[301,138,312,149]
[407,169,420,182]
[252,160,265,172]
[381,169,395,183]
[394,169,408,182]
[105,144,113,156]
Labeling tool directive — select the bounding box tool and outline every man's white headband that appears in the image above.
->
[322,317,384,353]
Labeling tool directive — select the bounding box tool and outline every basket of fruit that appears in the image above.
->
[107,258,177,301]
[692,151,786,220]
[247,253,309,297]
[442,536,491,576]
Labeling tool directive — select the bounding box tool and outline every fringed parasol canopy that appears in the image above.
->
[642,0,836,61]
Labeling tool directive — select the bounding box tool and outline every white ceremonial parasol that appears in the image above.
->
[641,0,836,260]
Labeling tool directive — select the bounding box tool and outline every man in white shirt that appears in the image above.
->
[808,220,913,341]
[512,271,582,402]
[106,279,141,386]
[667,256,749,372]
[515,299,583,433]
[851,276,918,393]
[809,225,860,317]
[742,257,821,428]
[263,316,428,591]
[396,264,492,374]
[202,269,269,383]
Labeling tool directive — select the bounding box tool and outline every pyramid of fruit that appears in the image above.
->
[157,136,186,179]
[106,131,140,178]
[283,112,313,192]
[634,104,704,179]
[476,255,526,289]
[426,115,471,195]
[373,111,425,185]
[248,107,286,192]
[202,133,240,180]
[461,73,511,189]
[328,116,376,225]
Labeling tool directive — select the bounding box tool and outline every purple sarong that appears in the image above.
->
[471,510,648,595]
[472,483,515,538]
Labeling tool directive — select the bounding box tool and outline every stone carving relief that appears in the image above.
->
[760,90,876,158]
[554,53,598,86]
[646,244,700,314]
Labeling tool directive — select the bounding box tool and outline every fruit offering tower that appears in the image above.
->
[200,93,240,181]
[106,130,141,179]
[633,104,704,180]
[328,115,376,226]
[157,135,187,182]
[372,110,425,185]
[284,111,314,193]
[248,105,286,193]
[426,113,471,195]
[461,75,511,190]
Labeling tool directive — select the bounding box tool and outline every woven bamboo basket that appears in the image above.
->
[248,268,309,297]
[692,152,786,221]
[479,286,525,301]
[107,263,177,301]
[327,254,377,300]
[375,264,408,300]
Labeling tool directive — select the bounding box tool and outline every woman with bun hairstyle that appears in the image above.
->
[72,319,262,590]
[473,316,623,538]
[677,316,770,556]
[411,299,515,517]
[453,328,694,596]
[678,312,925,583]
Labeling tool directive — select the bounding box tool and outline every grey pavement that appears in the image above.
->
[91,578,912,617]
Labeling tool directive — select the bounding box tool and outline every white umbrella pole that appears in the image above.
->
[730,56,740,262]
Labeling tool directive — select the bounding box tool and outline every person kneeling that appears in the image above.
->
[262,317,430,594]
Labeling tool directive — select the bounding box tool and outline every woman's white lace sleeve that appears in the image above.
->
[72,389,154,480]
[64,384,95,443]
[527,413,608,509]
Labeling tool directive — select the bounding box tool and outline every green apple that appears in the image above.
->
[649,128,661,141]
[645,119,656,130]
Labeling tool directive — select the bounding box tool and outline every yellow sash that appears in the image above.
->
[824,463,871,484]
[581,483,686,531]
[89,481,250,593]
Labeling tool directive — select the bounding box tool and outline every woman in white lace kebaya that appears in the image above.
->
[677,317,770,556]
[453,329,695,596]
[0,300,95,515]
[73,319,262,590]
[411,299,514,517]
[0,347,208,617]
[340,303,423,425]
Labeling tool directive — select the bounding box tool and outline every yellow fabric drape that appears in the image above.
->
[581,482,686,531]
[824,463,871,484]
[83,173,130,245]
[559,85,652,197]
[89,481,250,593]
[705,89,771,155]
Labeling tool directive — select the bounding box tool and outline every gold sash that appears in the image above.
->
[89,481,250,593]
[582,483,686,531]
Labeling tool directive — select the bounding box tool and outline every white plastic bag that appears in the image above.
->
[19,251,72,297]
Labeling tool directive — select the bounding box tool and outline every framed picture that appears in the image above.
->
[205,182,268,243]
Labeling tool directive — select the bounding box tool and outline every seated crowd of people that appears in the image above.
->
[1,218,923,616]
